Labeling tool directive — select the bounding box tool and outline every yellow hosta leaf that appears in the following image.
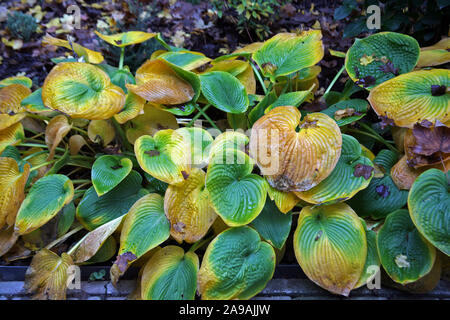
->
[0,83,31,115]
[0,122,25,153]
[94,31,156,47]
[164,168,217,243]
[45,115,71,160]
[114,93,145,124]
[267,185,299,214]
[24,248,74,300]
[416,49,450,68]
[87,120,115,146]
[127,59,194,105]
[0,227,18,257]
[0,113,26,131]
[0,157,30,229]
[42,34,104,64]
[126,103,178,144]
[68,135,87,155]
[42,62,126,120]
[250,106,342,192]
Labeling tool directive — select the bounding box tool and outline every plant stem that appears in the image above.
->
[119,47,125,69]
[346,128,398,153]
[46,225,84,251]
[22,150,47,161]
[251,61,267,95]
[187,104,211,127]
[30,160,57,172]
[193,104,220,131]
[188,235,215,253]
[18,142,65,153]
[72,179,91,184]
[324,65,345,95]
[111,118,133,152]
[26,113,50,122]
[71,126,88,135]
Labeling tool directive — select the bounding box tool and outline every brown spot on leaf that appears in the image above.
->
[353,163,374,180]
[431,85,446,96]
[314,230,323,241]
[173,221,186,233]
[111,165,123,170]
[181,171,189,180]
[145,149,160,157]
[334,108,355,120]
[114,252,137,273]
[300,119,318,129]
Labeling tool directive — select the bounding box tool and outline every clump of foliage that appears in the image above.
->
[335,0,450,42]
[6,11,37,41]
[211,0,286,40]
[0,25,448,300]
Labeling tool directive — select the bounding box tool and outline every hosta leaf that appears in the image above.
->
[126,103,178,144]
[45,115,71,160]
[95,31,156,47]
[135,130,191,185]
[295,134,374,204]
[367,69,450,128]
[250,106,342,192]
[206,149,267,226]
[377,209,436,284]
[42,62,126,120]
[354,227,380,289]
[0,122,24,153]
[206,59,249,76]
[391,155,425,190]
[236,62,256,95]
[70,215,123,263]
[24,249,74,300]
[42,34,104,64]
[0,227,18,257]
[87,120,115,146]
[68,135,87,156]
[0,157,29,229]
[114,93,145,124]
[21,88,50,113]
[345,32,420,89]
[175,127,213,169]
[158,50,211,70]
[144,173,169,195]
[0,76,32,88]
[127,58,195,105]
[320,99,369,126]
[141,246,199,300]
[111,194,170,283]
[198,226,275,300]
[0,83,30,115]
[0,113,25,132]
[208,131,248,160]
[56,202,76,237]
[293,203,367,296]
[76,171,148,230]
[408,169,450,256]
[265,90,312,114]
[92,155,133,196]
[253,31,324,81]
[164,168,217,243]
[250,198,292,249]
[15,174,74,235]
[416,49,450,68]
[267,185,299,214]
[200,71,249,114]
[82,236,117,265]
[348,150,409,219]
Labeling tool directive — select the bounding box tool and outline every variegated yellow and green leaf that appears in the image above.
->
[206,149,267,226]
[76,171,148,230]
[42,34,104,64]
[0,76,32,88]
[42,62,126,120]
[135,130,191,185]
[0,122,24,154]
[345,32,420,89]
[198,226,275,300]
[267,185,300,214]
[87,120,115,146]
[354,225,380,289]
[250,106,342,192]
[293,203,367,296]
[295,134,374,204]
[141,246,199,300]
[158,50,211,70]
[91,155,133,196]
[408,169,450,256]
[114,92,145,124]
[95,30,156,47]
[377,209,436,284]
[175,127,213,169]
[368,69,449,128]
[320,99,370,126]
[111,194,170,283]
[15,174,74,235]
[81,236,117,265]
[208,131,248,160]
[164,168,217,243]
[253,31,324,81]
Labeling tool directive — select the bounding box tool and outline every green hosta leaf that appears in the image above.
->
[141,246,199,300]
[293,203,367,296]
[354,225,380,289]
[321,99,369,126]
[200,71,249,114]
[345,32,420,89]
[248,90,277,126]
[296,134,374,204]
[348,150,408,219]
[76,171,148,230]
[253,31,324,81]
[158,50,211,71]
[408,169,450,256]
[15,174,74,235]
[377,209,436,284]
[56,202,75,237]
[91,155,133,196]
[198,226,276,300]
[164,102,196,116]
[21,88,50,113]
[176,127,213,169]
[83,236,117,265]
[134,130,191,185]
[144,173,168,195]
[250,198,292,249]
[206,149,267,226]
[96,65,135,93]
[265,90,312,114]
[111,194,170,282]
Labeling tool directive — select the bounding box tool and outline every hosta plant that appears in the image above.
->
[0,29,448,300]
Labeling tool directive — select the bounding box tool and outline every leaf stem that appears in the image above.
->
[22,150,48,161]
[30,160,57,172]
[250,61,267,95]
[188,235,215,253]
[187,104,211,127]
[119,47,125,70]
[26,113,50,122]
[346,128,398,153]
[46,225,84,251]
[111,118,133,152]
[324,65,345,95]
